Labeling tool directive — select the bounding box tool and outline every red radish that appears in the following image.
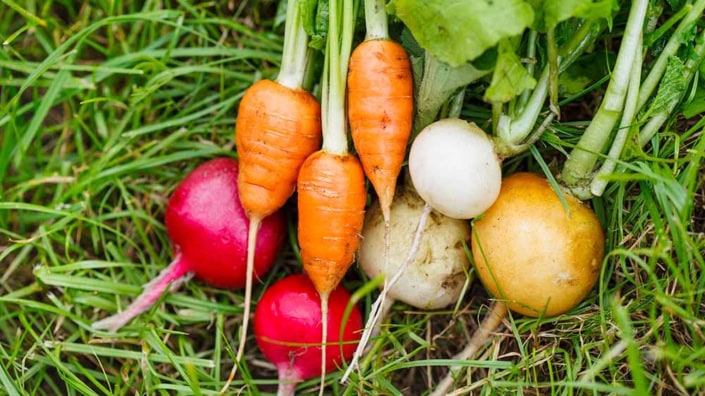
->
[254,274,363,395]
[92,158,286,332]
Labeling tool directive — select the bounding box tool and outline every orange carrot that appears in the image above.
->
[297,151,366,395]
[341,0,413,382]
[223,0,321,391]
[348,39,413,220]
[297,151,367,296]
[297,0,364,393]
[297,151,366,396]
[236,79,321,218]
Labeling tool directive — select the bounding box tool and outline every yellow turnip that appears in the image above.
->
[432,172,605,395]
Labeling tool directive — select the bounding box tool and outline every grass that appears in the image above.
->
[1,1,704,395]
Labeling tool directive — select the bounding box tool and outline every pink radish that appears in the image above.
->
[254,274,363,395]
[92,157,286,332]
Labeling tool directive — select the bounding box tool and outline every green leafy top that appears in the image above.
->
[528,0,615,31]
[300,0,329,51]
[389,0,534,67]
[483,39,537,103]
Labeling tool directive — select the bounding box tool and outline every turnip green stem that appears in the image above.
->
[557,20,604,73]
[447,88,466,119]
[364,0,389,40]
[546,27,560,119]
[561,0,648,191]
[590,37,643,197]
[638,30,705,146]
[277,0,310,90]
[91,256,192,333]
[322,0,355,155]
[413,53,490,135]
[430,302,508,396]
[497,21,601,152]
[497,67,549,149]
[644,3,690,46]
[517,30,538,110]
[637,0,705,111]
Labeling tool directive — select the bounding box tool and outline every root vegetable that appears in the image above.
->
[431,172,604,395]
[472,172,604,317]
[341,185,471,382]
[359,186,471,310]
[254,274,363,396]
[231,0,322,386]
[295,0,365,393]
[92,158,286,333]
[408,118,502,220]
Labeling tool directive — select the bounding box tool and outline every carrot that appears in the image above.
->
[236,79,321,218]
[298,151,365,395]
[296,0,364,394]
[223,0,321,391]
[298,151,367,296]
[342,0,413,381]
[347,0,413,221]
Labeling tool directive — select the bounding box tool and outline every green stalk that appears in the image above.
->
[590,36,643,197]
[546,27,560,118]
[302,48,321,93]
[638,30,705,146]
[644,3,690,47]
[496,21,602,152]
[277,0,310,89]
[364,0,388,40]
[517,29,538,111]
[637,0,705,110]
[412,53,490,135]
[560,0,648,191]
[321,0,355,155]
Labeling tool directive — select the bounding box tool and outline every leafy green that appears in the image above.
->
[484,39,537,103]
[559,52,613,95]
[528,0,615,31]
[415,53,492,132]
[299,0,328,50]
[683,86,705,118]
[641,56,686,119]
[389,0,534,67]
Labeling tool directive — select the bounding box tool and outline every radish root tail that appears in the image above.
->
[340,203,432,383]
[91,257,191,333]
[276,366,299,396]
[430,302,509,396]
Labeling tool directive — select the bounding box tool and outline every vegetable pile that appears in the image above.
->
[81,0,705,394]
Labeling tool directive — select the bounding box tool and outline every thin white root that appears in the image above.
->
[220,217,262,394]
[318,294,330,396]
[430,302,508,396]
[92,258,191,333]
[340,203,433,383]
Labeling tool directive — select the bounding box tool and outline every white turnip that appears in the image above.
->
[92,158,286,332]
[359,185,471,310]
[408,118,502,220]
[342,118,502,380]
[341,185,471,382]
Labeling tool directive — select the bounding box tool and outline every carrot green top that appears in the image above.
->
[321,0,356,155]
